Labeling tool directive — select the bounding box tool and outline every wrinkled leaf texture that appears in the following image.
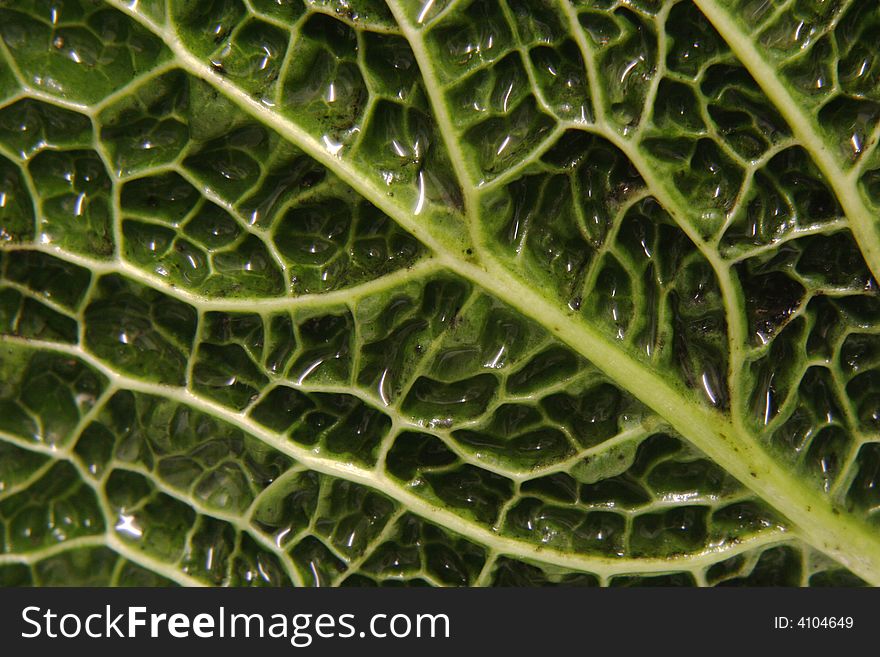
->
[0,0,880,587]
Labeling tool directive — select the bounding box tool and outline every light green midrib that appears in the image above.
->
[61,1,880,584]
[692,0,880,283]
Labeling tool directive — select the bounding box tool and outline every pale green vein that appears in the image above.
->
[0,531,206,587]
[2,244,442,312]
[692,0,880,282]
[0,334,796,579]
[385,0,484,254]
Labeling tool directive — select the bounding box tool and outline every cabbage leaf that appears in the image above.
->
[1,0,880,587]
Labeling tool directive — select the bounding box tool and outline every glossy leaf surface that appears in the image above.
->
[1,0,879,586]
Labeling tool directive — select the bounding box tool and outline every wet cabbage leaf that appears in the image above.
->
[0,0,879,587]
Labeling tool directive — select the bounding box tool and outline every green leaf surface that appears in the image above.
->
[1,0,879,586]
